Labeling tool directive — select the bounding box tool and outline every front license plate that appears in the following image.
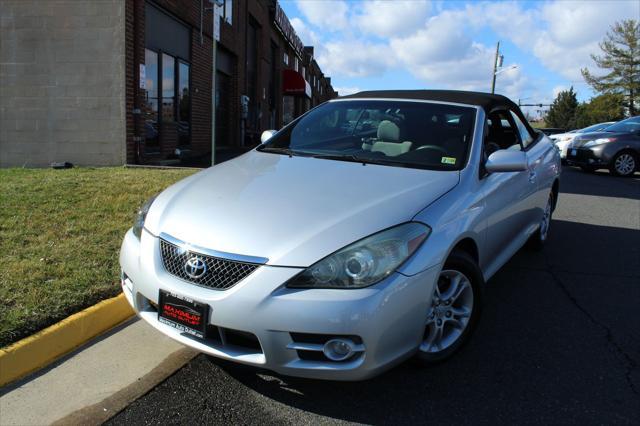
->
[571,149,577,156]
[158,290,209,338]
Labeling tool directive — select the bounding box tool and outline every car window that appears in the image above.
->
[603,116,640,134]
[486,111,521,152]
[579,122,612,133]
[509,111,534,148]
[261,100,477,171]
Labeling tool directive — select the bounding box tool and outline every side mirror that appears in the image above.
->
[260,130,277,144]
[485,149,528,173]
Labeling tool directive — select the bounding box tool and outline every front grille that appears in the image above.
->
[573,148,594,162]
[160,239,259,290]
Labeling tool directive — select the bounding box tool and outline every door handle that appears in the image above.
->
[529,171,537,183]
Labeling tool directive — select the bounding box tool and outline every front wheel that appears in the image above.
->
[415,250,483,364]
[610,151,637,177]
[527,191,554,251]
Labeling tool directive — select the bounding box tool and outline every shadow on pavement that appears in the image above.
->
[214,218,639,424]
[560,166,640,200]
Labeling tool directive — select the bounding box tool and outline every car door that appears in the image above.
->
[479,111,537,271]
[510,110,549,228]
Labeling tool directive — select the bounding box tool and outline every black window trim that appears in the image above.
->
[508,108,540,152]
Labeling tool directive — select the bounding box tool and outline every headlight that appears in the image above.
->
[132,194,158,239]
[584,137,616,147]
[286,222,430,289]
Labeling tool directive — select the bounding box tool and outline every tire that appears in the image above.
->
[610,151,638,177]
[580,165,595,173]
[414,250,483,365]
[527,191,554,251]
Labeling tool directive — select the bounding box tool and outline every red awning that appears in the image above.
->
[282,69,311,98]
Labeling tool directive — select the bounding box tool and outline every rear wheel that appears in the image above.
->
[415,250,482,364]
[610,151,637,177]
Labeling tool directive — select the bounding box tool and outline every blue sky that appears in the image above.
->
[280,0,639,117]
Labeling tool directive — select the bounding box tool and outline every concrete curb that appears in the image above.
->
[0,294,133,387]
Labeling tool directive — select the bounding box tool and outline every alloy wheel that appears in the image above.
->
[421,270,474,354]
[540,194,552,241]
[614,153,636,176]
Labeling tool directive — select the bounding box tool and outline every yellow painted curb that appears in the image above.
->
[0,294,134,387]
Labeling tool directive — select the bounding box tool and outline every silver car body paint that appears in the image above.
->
[120,98,561,380]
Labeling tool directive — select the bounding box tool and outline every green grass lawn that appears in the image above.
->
[0,167,197,347]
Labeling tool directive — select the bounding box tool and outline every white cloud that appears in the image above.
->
[533,1,637,80]
[292,0,638,102]
[355,0,432,38]
[295,0,349,31]
[290,17,320,47]
[316,40,392,78]
[468,0,639,80]
[391,12,472,64]
[334,86,361,96]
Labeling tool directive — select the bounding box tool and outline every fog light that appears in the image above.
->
[323,338,355,361]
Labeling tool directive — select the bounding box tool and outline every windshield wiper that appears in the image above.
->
[257,146,296,157]
[309,153,408,167]
[309,153,370,164]
[309,153,436,170]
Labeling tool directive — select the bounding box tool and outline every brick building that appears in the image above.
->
[0,0,337,167]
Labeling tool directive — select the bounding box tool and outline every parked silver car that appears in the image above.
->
[119,90,561,380]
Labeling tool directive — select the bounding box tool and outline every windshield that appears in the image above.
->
[259,100,477,170]
[604,116,640,133]
[579,122,611,133]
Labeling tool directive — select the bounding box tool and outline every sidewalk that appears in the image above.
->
[0,318,196,425]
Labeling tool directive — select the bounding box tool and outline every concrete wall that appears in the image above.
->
[0,0,126,167]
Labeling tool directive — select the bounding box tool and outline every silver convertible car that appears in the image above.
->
[120,90,561,380]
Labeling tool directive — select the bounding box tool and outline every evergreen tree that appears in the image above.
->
[575,93,625,128]
[582,20,640,116]
[545,87,578,129]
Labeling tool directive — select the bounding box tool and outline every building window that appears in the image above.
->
[161,53,175,122]
[301,66,305,79]
[294,56,299,72]
[144,48,191,147]
[269,42,278,128]
[246,18,259,140]
[223,0,233,24]
[144,49,159,146]
[283,52,289,66]
[178,61,190,145]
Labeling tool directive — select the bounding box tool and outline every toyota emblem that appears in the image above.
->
[184,256,207,279]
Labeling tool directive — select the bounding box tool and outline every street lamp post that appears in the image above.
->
[491,41,501,94]
[491,41,518,94]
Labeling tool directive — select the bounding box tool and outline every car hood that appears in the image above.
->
[144,150,459,267]
[549,132,575,140]
[572,131,627,147]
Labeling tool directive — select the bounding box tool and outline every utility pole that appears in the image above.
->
[491,41,500,94]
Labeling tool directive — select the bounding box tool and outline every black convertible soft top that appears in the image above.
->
[338,90,535,135]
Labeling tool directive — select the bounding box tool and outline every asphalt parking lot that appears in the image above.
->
[108,166,639,425]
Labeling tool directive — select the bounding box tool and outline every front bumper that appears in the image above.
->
[554,140,572,159]
[565,145,612,168]
[119,228,439,380]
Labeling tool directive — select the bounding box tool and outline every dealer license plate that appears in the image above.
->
[158,290,209,338]
[571,149,577,156]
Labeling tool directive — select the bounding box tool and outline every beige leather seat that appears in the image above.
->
[362,120,412,156]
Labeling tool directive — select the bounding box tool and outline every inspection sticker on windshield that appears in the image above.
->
[441,157,456,165]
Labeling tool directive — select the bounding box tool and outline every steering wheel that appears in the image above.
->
[416,145,448,155]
